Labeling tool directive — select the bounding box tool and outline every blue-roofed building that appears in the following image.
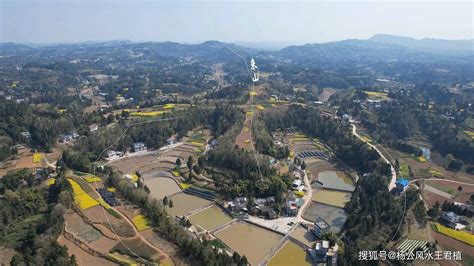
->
[395,179,410,192]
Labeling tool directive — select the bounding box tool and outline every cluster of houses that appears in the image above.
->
[307,239,338,265]
[227,196,279,219]
[59,131,80,143]
[440,211,473,232]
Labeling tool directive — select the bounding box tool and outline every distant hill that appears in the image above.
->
[0,42,32,52]
[369,34,473,54]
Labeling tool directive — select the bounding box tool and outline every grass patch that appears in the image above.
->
[209,239,226,249]
[106,208,122,219]
[399,164,410,179]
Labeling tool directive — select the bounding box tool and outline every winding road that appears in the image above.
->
[351,124,397,191]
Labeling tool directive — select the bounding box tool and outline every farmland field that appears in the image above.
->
[311,189,351,208]
[166,193,211,217]
[289,224,317,248]
[144,177,181,200]
[317,171,355,192]
[268,240,311,266]
[216,222,282,265]
[433,223,474,246]
[188,205,233,230]
[303,202,347,234]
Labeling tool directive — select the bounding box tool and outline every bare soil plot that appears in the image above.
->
[89,236,118,254]
[110,154,158,174]
[432,228,474,257]
[0,246,16,265]
[84,205,136,238]
[141,230,189,266]
[289,224,317,248]
[268,240,312,266]
[235,119,252,150]
[311,189,351,208]
[188,205,233,231]
[65,211,101,243]
[425,179,474,204]
[144,177,181,200]
[112,237,161,262]
[166,193,211,217]
[422,190,454,207]
[216,222,282,265]
[302,202,347,234]
[57,235,117,266]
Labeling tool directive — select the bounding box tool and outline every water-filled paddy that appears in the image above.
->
[268,240,311,266]
[216,222,282,265]
[311,189,351,208]
[144,177,181,200]
[317,171,355,192]
[302,202,347,234]
[166,192,211,217]
[188,205,233,230]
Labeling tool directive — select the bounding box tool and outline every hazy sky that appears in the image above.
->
[0,0,472,44]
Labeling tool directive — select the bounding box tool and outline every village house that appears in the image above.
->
[132,142,147,153]
[89,123,99,132]
[307,240,338,265]
[312,217,331,238]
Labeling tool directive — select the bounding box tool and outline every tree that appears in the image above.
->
[457,185,463,192]
[187,155,193,170]
[427,201,441,219]
[163,196,168,206]
[176,158,182,166]
[169,199,174,208]
[301,160,306,170]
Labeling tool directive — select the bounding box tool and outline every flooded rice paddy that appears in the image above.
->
[144,177,181,200]
[268,240,311,266]
[311,189,351,208]
[216,222,282,265]
[302,202,347,234]
[317,171,355,192]
[166,192,211,217]
[188,205,233,231]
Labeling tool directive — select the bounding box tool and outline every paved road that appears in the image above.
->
[351,124,397,191]
[297,169,313,223]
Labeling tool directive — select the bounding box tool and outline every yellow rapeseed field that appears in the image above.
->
[33,153,42,163]
[84,176,102,183]
[67,178,99,210]
[249,91,257,96]
[46,178,55,186]
[130,111,166,117]
[179,183,191,189]
[434,223,474,246]
[132,214,152,231]
[256,105,265,110]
